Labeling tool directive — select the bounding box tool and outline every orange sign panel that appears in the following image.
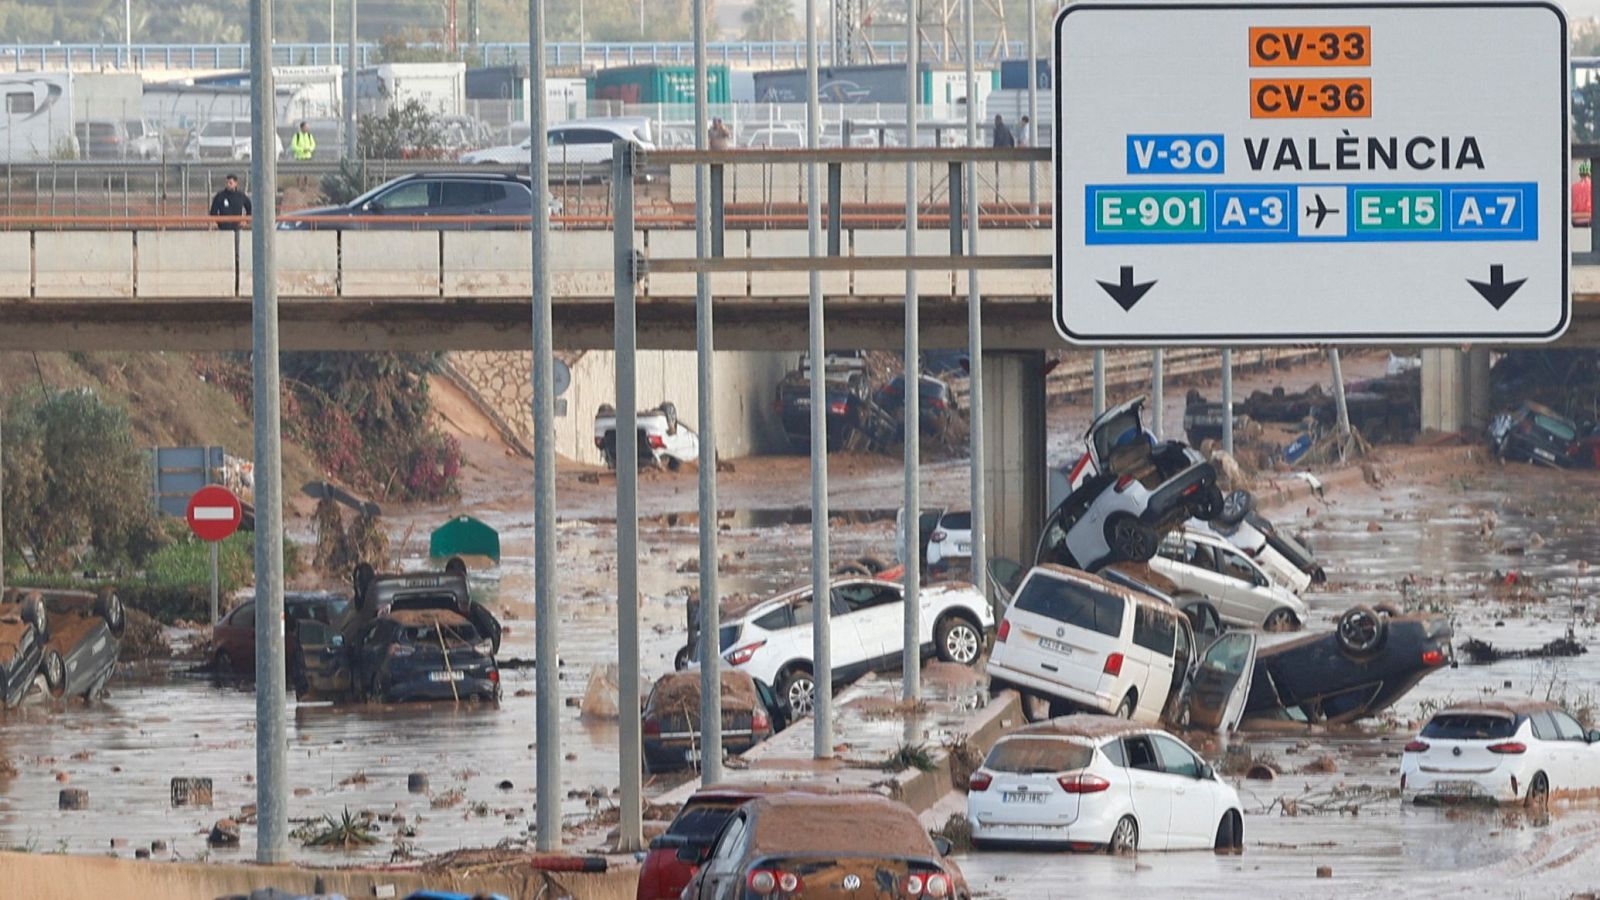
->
[1249,27,1371,66]
[1249,78,1371,118]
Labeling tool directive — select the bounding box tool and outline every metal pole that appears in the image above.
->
[209,541,220,626]
[1092,349,1106,415]
[346,0,358,159]
[329,0,336,67]
[1026,0,1038,212]
[1221,349,1234,456]
[1329,348,1351,436]
[528,0,562,853]
[612,141,643,853]
[805,0,833,760]
[0,378,5,599]
[693,0,725,785]
[1151,349,1165,441]
[125,0,132,55]
[963,0,986,612]
[248,0,288,865]
[902,0,921,703]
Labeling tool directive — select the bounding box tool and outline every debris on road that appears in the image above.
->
[1460,630,1587,664]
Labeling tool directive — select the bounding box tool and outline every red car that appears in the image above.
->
[211,592,350,690]
[638,784,856,900]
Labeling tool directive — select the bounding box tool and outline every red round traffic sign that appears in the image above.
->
[186,485,243,542]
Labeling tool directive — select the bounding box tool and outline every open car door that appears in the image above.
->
[987,558,1026,608]
[1183,631,1257,732]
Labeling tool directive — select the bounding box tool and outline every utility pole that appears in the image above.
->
[248,0,288,866]
[902,0,922,704]
[805,0,833,761]
[346,0,358,160]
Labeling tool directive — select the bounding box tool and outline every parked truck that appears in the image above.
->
[0,71,76,161]
[358,62,467,117]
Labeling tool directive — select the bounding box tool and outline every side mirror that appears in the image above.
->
[1197,764,1215,781]
[931,836,954,857]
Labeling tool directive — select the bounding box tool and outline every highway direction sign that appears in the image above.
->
[186,485,243,542]
[1054,1,1569,345]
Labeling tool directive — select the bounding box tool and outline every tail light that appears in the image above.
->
[649,435,666,449]
[753,709,771,731]
[727,641,766,666]
[996,620,1010,643]
[487,669,499,684]
[1403,740,1429,753]
[968,771,993,792]
[777,871,802,893]
[1058,773,1111,793]
[1488,742,1527,754]
[904,875,926,895]
[829,401,847,415]
[1182,481,1202,497]
[931,530,947,542]
[1103,652,1124,677]
[930,398,947,410]
[924,873,952,897]
[747,869,801,894]
[643,718,661,737]
[1113,474,1136,493]
[1421,649,1445,667]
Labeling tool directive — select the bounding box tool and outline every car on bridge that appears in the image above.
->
[278,172,555,230]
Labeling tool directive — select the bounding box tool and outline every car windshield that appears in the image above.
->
[1532,413,1577,440]
[668,799,742,842]
[398,623,479,645]
[1420,713,1518,740]
[1013,576,1124,637]
[389,591,462,612]
[985,738,1093,774]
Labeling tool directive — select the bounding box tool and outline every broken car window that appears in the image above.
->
[1131,605,1176,655]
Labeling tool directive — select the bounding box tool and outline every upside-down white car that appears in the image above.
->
[1401,699,1600,806]
[968,716,1244,853]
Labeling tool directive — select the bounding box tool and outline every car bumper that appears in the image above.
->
[987,661,1116,713]
[643,735,763,771]
[379,674,500,703]
[1403,768,1522,804]
[969,804,1118,846]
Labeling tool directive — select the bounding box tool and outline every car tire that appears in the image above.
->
[1336,605,1387,656]
[1262,608,1299,633]
[1373,602,1402,617]
[857,554,894,575]
[1113,691,1137,719]
[935,615,983,666]
[95,590,126,637]
[778,667,816,719]
[1214,811,1243,852]
[1105,513,1159,564]
[1217,490,1254,527]
[1193,484,1226,520]
[43,649,66,698]
[833,561,872,577]
[673,643,692,671]
[1526,772,1550,811]
[21,594,47,640]
[1107,815,1139,855]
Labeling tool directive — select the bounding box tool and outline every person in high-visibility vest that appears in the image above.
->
[291,121,316,160]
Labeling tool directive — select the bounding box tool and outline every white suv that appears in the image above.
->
[459,117,656,167]
[717,575,993,716]
[1147,526,1309,631]
[987,565,1196,724]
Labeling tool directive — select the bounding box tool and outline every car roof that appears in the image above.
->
[1028,564,1179,617]
[734,576,900,621]
[385,171,530,184]
[1435,698,1561,718]
[744,794,936,857]
[1011,714,1154,741]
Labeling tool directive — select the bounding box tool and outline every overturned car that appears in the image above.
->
[37,589,124,703]
[0,590,48,709]
[351,608,500,704]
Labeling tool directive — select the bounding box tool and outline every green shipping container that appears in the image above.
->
[589,64,730,105]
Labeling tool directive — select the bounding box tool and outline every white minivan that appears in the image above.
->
[987,565,1196,724]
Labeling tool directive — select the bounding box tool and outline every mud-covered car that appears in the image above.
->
[351,608,500,703]
[37,589,124,702]
[1487,401,1587,468]
[348,568,502,655]
[1046,396,1223,571]
[0,590,48,708]
[641,670,788,774]
[682,793,969,900]
[1184,606,1455,727]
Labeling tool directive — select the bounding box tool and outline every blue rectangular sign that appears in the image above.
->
[1125,134,1226,175]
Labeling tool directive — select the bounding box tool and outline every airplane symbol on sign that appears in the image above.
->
[1304,194,1340,229]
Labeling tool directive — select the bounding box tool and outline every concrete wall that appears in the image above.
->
[448,349,795,466]
[982,351,1047,568]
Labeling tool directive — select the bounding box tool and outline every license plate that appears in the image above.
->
[1038,637,1073,655]
[1002,792,1046,804]
[1433,781,1478,796]
[1534,447,1556,460]
[956,543,971,554]
[428,670,465,682]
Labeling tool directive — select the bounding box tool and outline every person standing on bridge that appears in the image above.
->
[1016,115,1032,148]
[291,121,317,188]
[209,174,252,231]
[992,114,1015,149]
[708,117,731,151]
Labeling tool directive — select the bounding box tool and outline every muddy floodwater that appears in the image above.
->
[5,452,1600,897]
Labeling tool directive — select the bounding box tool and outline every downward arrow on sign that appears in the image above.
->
[1097,266,1157,311]
[1467,264,1526,310]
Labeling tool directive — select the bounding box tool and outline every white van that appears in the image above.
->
[987,565,1195,724]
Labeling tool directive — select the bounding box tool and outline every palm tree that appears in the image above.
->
[742,0,798,42]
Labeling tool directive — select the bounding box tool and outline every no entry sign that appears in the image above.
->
[1054,0,1569,345]
[186,485,243,542]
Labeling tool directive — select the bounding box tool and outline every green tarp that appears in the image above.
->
[430,516,500,563]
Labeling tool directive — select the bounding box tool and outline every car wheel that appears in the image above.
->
[1214,811,1242,852]
[936,616,983,666]
[779,668,816,718]
[96,590,126,636]
[1373,602,1402,617]
[1526,772,1550,811]
[833,561,872,577]
[673,643,692,671]
[1107,815,1138,855]
[1113,692,1137,719]
[1193,484,1225,520]
[1105,513,1159,563]
[1263,608,1299,633]
[857,554,894,575]
[1218,490,1253,527]
[21,595,47,640]
[43,650,66,697]
[1336,605,1387,656]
